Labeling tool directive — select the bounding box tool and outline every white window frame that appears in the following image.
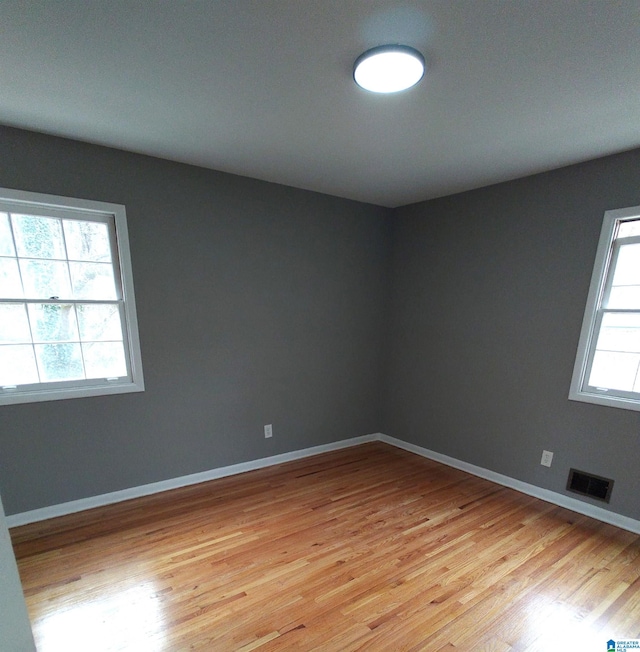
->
[0,187,144,405]
[569,205,640,411]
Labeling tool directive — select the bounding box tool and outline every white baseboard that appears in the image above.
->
[379,434,640,535]
[6,434,378,528]
[8,432,640,535]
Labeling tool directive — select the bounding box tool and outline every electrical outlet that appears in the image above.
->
[264,424,273,438]
[540,450,553,467]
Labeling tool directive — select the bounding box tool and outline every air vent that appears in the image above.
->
[566,468,614,503]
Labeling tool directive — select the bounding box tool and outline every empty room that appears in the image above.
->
[1,1,640,650]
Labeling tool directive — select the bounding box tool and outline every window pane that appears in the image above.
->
[608,286,640,310]
[35,343,84,382]
[0,213,15,256]
[0,344,39,385]
[28,303,79,343]
[63,220,112,262]
[595,313,640,354]
[12,214,65,260]
[617,219,640,239]
[77,304,123,341]
[83,341,127,379]
[588,350,640,392]
[20,259,72,299]
[69,262,117,300]
[0,304,31,343]
[0,257,24,298]
[608,242,640,309]
[611,243,640,286]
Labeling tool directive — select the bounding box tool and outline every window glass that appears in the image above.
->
[69,262,117,300]
[28,303,80,342]
[0,258,23,298]
[12,214,66,260]
[83,341,127,379]
[0,303,31,343]
[607,243,640,309]
[77,304,123,341]
[63,219,112,262]
[0,345,39,385]
[19,259,73,299]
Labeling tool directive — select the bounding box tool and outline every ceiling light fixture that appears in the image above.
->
[353,45,425,93]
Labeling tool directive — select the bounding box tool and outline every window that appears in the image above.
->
[570,205,640,411]
[0,187,144,405]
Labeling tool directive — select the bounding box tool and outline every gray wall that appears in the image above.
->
[0,126,391,514]
[1,124,639,523]
[383,148,640,521]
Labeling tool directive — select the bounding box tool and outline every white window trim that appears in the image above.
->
[0,187,144,405]
[569,205,640,411]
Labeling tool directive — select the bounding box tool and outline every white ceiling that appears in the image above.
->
[1,1,639,208]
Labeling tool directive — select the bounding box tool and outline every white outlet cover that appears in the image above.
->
[264,424,273,438]
[541,450,553,467]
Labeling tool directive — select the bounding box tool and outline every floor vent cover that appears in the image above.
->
[566,468,614,503]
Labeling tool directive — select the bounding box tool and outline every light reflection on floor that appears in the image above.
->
[524,598,606,652]
[33,583,166,652]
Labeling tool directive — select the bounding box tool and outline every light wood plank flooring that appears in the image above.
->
[10,442,640,651]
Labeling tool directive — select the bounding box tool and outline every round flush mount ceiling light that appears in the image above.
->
[353,45,425,93]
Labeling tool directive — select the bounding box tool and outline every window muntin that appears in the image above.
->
[570,206,640,410]
[0,188,144,405]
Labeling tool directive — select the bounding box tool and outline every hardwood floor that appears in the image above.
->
[10,442,640,651]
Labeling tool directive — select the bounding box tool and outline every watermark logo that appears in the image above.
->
[608,640,640,651]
